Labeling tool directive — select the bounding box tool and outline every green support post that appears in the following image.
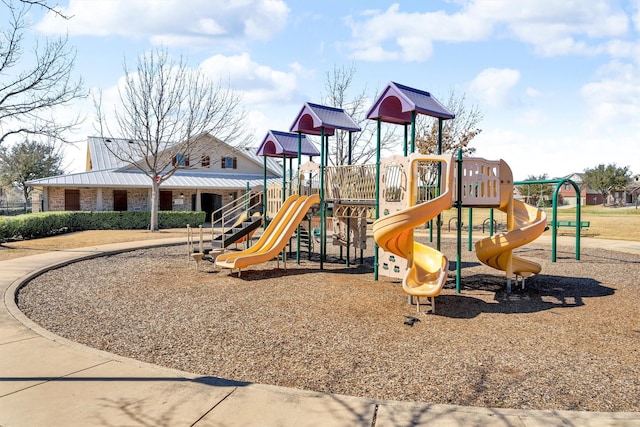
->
[296,132,302,265]
[468,207,473,251]
[410,111,416,154]
[245,181,250,250]
[346,131,352,268]
[403,123,408,157]
[374,119,381,281]
[456,149,463,293]
[319,127,326,270]
[263,156,267,230]
[489,208,494,236]
[436,118,443,251]
[281,152,286,264]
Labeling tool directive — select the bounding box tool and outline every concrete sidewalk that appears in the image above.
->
[1,237,639,426]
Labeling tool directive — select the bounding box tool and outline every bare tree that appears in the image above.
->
[415,90,482,156]
[0,0,85,145]
[322,64,399,165]
[95,49,249,231]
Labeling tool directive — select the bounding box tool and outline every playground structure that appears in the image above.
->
[212,81,556,311]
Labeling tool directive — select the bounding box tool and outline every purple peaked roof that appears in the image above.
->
[256,130,320,158]
[366,82,455,124]
[290,102,361,136]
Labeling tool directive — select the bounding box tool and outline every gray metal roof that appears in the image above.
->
[88,136,282,176]
[27,169,280,190]
[290,103,361,136]
[87,137,132,170]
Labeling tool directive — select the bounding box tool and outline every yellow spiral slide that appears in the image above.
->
[373,155,454,313]
[475,198,547,291]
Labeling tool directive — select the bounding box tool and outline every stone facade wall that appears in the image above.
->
[47,187,65,211]
[44,186,234,213]
[79,188,97,211]
[171,190,195,211]
[128,188,149,211]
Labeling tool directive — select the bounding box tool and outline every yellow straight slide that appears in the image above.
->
[373,154,454,313]
[216,194,300,264]
[216,194,299,265]
[216,194,319,273]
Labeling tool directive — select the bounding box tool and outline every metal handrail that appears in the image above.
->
[210,191,263,247]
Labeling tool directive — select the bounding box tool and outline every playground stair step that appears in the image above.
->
[211,216,263,248]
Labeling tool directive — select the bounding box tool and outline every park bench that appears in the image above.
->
[549,220,590,231]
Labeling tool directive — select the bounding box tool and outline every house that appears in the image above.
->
[626,175,640,206]
[27,134,283,221]
[556,173,597,206]
[557,172,633,206]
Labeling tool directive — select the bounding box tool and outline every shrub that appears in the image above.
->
[0,211,206,242]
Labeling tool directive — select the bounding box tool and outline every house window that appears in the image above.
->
[201,155,210,168]
[113,190,128,211]
[65,189,80,211]
[221,156,237,169]
[564,183,569,190]
[172,153,190,167]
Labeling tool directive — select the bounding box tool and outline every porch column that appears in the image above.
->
[147,189,152,210]
[42,188,49,212]
[196,189,202,211]
[96,188,103,211]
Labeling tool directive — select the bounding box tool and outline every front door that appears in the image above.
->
[200,193,222,223]
[159,191,172,211]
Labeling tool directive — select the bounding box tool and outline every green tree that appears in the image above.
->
[415,90,482,156]
[0,0,85,145]
[0,139,64,202]
[582,164,631,206]
[516,174,554,206]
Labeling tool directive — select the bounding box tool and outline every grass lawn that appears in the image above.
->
[436,205,640,241]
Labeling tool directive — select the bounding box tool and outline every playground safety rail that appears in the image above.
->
[210,190,263,248]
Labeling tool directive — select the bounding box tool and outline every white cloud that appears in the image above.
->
[345,1,634,61]
[516,109,547,126]
[345,3,491,62]
[199,53,307,106]
[580,61,640,129]
[473,127,634,179]
[469,68,520,108]
[468,0,629,56]
[36,0,289,48]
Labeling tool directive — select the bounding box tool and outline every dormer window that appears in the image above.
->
[221,156,237,169]
[201,155,210,168]
[172,153,190,167]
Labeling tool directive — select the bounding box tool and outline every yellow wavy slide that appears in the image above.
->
[216,194,319,275]
[373,154,454,313]
[474,161,547,290]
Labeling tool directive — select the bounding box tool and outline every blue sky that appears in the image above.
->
[21,0,640,180]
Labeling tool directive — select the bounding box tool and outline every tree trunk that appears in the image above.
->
[150,179,160,231]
